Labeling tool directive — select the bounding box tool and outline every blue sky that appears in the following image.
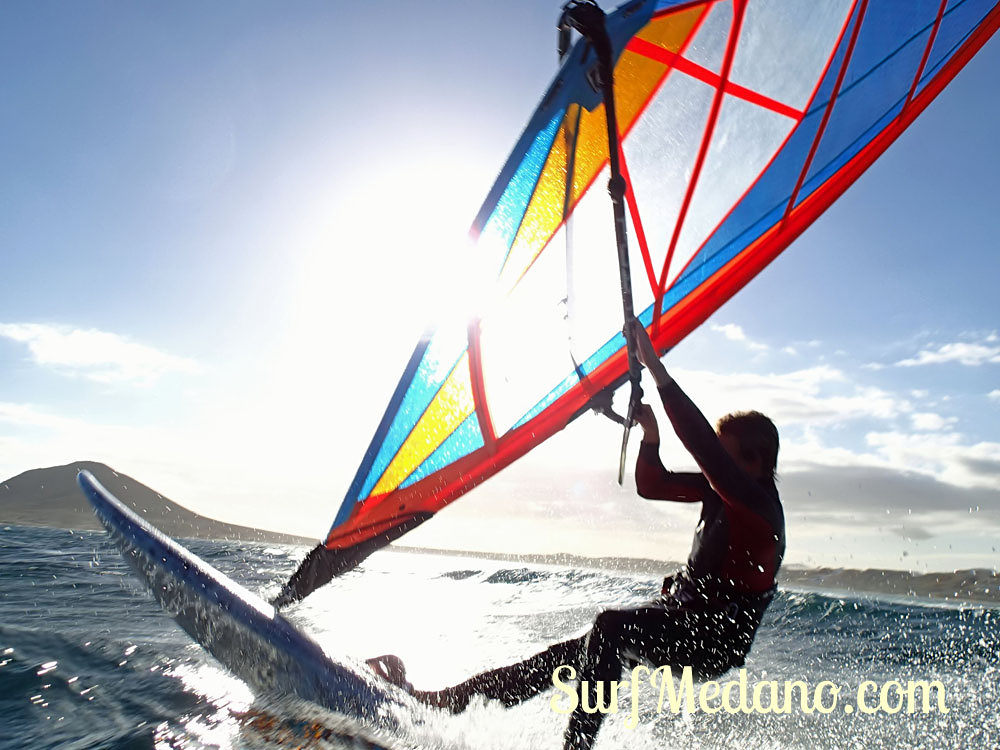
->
[2,1,998,572]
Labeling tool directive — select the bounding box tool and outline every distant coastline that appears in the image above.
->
[4,461,997,607]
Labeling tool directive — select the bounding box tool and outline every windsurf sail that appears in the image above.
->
[275,0,1000,607]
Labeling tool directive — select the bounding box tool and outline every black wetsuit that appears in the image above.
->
[434,380,785,750]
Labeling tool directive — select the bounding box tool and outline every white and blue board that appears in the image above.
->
[77,469,405,726]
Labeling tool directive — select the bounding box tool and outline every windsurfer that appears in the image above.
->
[368,318,785,750]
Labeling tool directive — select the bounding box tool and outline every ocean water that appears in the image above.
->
[1,525,997,750]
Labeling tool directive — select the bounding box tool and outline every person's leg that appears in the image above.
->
[562,601,772,749]
[415,635,587,713]
[563,604,698,750]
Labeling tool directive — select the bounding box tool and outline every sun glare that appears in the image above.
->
[285,154,493,354]
[238,153,499,493]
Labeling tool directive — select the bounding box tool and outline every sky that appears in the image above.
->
[2,1,999,573]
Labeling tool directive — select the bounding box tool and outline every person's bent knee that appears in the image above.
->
[592,609,628,637]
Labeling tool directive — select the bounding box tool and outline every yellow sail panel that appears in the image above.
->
[497,113,571,292]
[370,353,476,496]
[571,5,705,204]
[500,4,706,285]
[575,5,706,200]
[609,50,668,135]
[635,4,706,52]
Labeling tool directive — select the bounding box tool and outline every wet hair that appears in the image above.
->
[716,411,779,481]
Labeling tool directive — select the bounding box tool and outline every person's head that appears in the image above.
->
[716,411,779,483]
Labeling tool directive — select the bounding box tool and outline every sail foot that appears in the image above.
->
[271,513,434,608]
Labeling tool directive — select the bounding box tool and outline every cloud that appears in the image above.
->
[891,523,934,541]
[959,455,1000,480]
[710,323,767,351]
[895,337,1000,367]
[0,402,83,431]
[0,323,200,385]
[673,365,910,427]
[910,412,957,431]
[989,390,1000,402]
[0,401,148,482]
[662,360,993,496]
[781,464,1000,522]
[862,431,1000,490]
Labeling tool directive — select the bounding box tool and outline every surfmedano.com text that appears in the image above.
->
[550,665,949,727]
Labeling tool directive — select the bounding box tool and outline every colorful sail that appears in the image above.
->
[276,0,1000,605]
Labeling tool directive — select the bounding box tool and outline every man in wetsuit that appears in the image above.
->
[369,319,785,749]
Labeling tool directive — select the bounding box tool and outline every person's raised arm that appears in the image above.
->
[627,318,766,513]
[634,402,708,502]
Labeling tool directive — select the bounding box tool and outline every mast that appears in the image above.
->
[558,0,643,483]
